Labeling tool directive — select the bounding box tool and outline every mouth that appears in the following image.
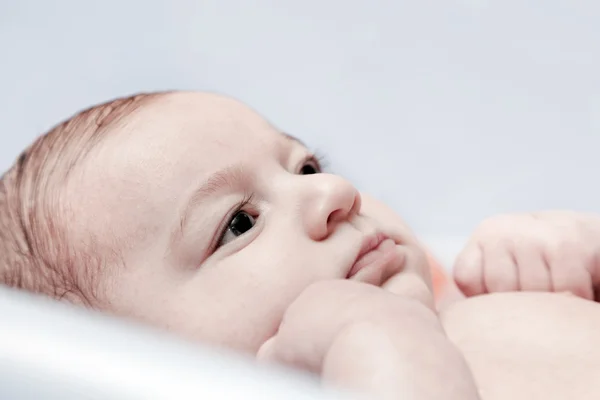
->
[346,232,398,280]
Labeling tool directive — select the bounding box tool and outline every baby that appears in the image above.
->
[2,91,600,400]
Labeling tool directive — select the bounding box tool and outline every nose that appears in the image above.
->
[299,173,361,241]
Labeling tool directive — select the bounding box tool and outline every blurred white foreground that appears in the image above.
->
[0,286,352,400]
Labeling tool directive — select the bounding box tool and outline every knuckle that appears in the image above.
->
[477,215,509,232]
[453,264,477,286]
[454,255,478,276]
[548,238,589,263]
[556,239,581,254]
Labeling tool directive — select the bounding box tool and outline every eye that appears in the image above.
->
[217,210,256,248]
[299,156,322,175]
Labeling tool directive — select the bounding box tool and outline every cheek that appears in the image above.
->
[360,193,409,229]
[163,250,317,353]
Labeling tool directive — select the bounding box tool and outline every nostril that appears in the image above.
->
[327,209,344,225]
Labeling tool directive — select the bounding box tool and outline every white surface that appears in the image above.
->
[0,286,352,400]
[2,1,600,259]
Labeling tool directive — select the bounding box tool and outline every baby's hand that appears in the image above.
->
[258,280,479,400]
[454,211,600,300]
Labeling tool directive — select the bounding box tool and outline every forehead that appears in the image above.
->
[89,92,303,189]
[88,92,299,183]
[128,92,285,150]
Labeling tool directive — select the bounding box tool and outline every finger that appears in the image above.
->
[549,247,594,300]
[483,240,519,293]
[256,336,277,363]
[382,272,435,311]
[515,246,551,292]
[453,242,485,296]
[272,280,386,371]
[393,244,432,289]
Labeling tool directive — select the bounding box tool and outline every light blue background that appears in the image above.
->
[2,0,599,265]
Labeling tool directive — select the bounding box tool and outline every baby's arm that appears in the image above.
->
[259,280,480,400]
[323,321,478,400]
[454,211,600,300]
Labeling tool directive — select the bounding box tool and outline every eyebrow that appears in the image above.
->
[175,164,247,242]
[282,132,306,147]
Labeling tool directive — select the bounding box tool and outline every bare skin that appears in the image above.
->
[442,292,600,400]
[2,92,600,399]
[442,211,600,400]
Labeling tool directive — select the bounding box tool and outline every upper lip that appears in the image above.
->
[347,232,389,278]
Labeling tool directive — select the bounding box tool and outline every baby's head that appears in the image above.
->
[0,91,432,353]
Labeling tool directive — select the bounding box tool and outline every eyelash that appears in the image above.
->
[211,151,329,252]
[302,151,328,173]
[212,192,255,252]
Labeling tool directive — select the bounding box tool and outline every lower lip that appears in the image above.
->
[348,238,397,278]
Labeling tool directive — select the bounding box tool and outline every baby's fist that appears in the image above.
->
[257,280,479,400]
[454,211,600,300]
[257,279,440,373]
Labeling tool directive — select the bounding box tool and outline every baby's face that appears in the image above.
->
[67,92,432,353]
